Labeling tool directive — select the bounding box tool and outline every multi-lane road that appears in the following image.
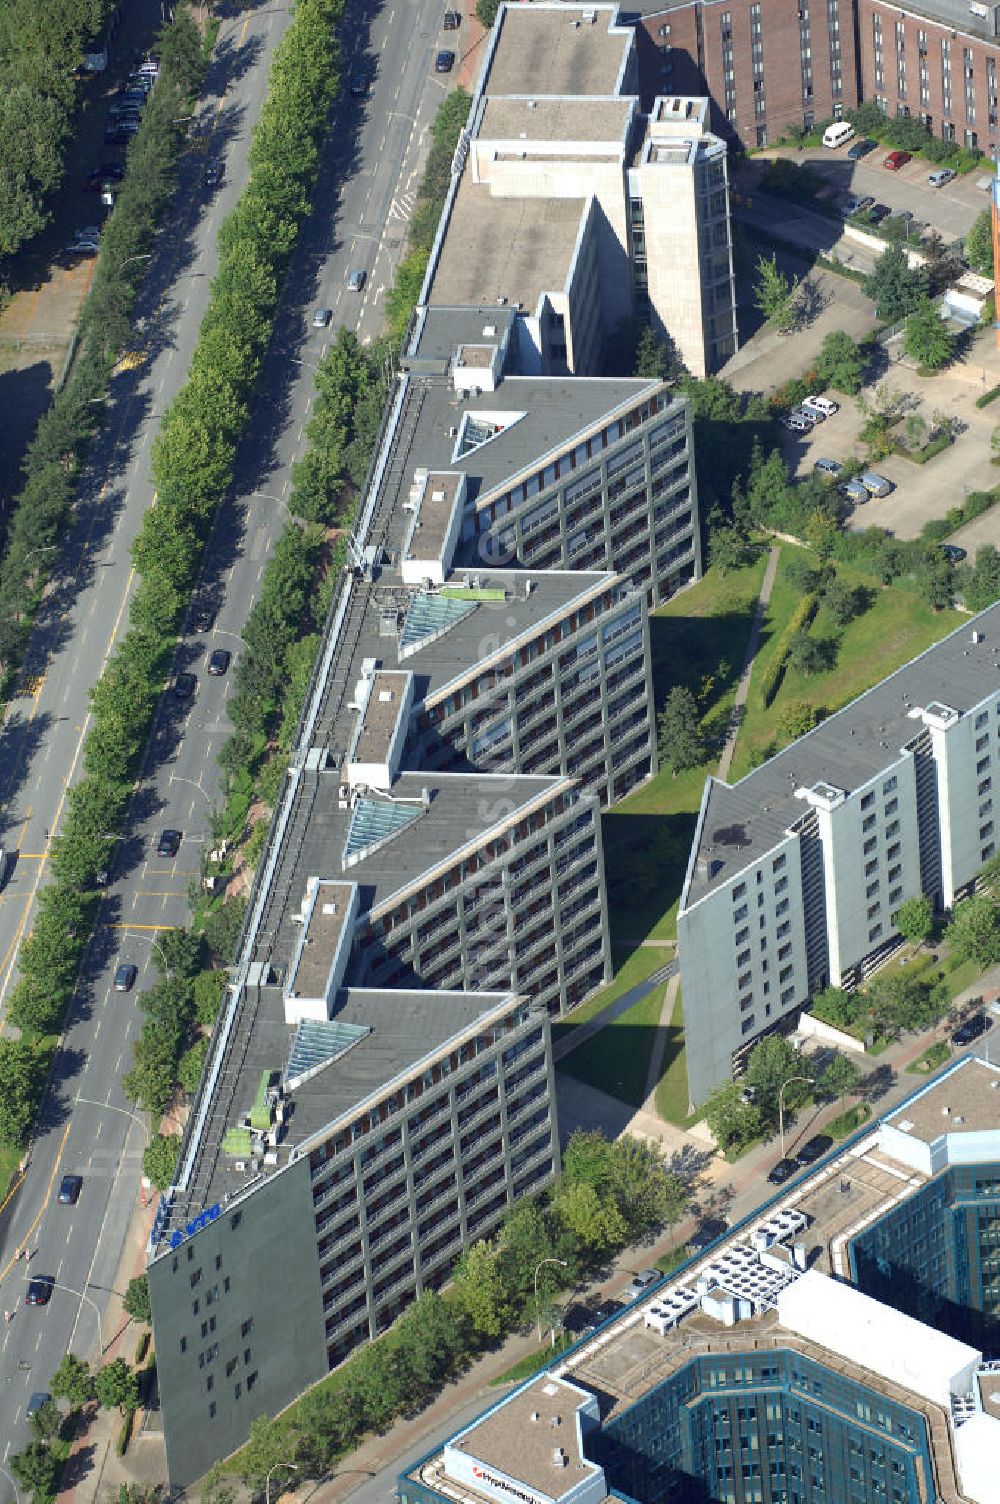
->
[0,0,449,1475]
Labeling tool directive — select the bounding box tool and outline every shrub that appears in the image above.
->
[976,384,1000,409]
[757,591,820,708]
[116,1413,135,1458]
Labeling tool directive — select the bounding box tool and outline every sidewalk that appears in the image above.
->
[716,545,779,782]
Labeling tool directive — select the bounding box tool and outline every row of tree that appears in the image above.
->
[705,1035,863,1156]
[11,1352,141,1499]
[0,0,115,258]
[0,4,205,678]
[0,0,347,1157]
[228,1130,687,1487]
[0,7,211,1155]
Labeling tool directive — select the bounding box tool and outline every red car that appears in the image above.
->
[883,150,912,171]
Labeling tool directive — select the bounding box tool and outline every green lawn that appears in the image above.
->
[559,979,669,1107]
[653,984,696,1126]
[603,551,767,947]
[489,1334,572,1386]
[730,548,964,779]
[552,944,667,1047]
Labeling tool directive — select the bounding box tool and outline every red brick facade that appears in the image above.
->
[858,0,1000,154]
[637,0,860,147]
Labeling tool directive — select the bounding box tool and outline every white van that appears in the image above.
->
[823,121,855,149]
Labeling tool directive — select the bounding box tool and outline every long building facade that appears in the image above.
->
[147,4,712,1481]
[678,607,1000,1105]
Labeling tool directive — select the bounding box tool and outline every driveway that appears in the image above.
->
[724,266,878,394]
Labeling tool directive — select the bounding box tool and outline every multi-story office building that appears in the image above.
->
[400,1057,1000,1504]
[632,0,860,148]
[148,33,707,1465]
[678,605,1000,1105]
[425,4,737,377]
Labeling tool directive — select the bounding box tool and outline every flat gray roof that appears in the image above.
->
[886,1057,1000,1144]
[682,605,1000,909]
[453,1376,599,1497]
[429,169,586,313]
[194,985,517,1210]
[290,881,354,1001]
[485,6,632,98]
[353,671,409,765]
[479,96,633,145]
[409,306,518,364]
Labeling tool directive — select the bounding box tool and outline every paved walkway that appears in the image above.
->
[716,544,779,783]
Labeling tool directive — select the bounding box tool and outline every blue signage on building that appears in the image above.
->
[168,1201,222,1249]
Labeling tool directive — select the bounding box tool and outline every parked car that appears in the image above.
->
[767,1157,798,1186]
[859,471,893,497]
[795,1134,833,1166]
[114,962,138,992]
[839,479,870,505]
[312,306,332,327]
[347,268,366,291]
[192,602,216,633]
[929,168,957,187]
[941,543,968,563]
[83,163,124,191]
[953,1011,989,1045]
[349,72,369,97]
[847,137,877,159]
[26,1393,52,1417]
[781,414,812,433]
[623,1268,659,1301]
[689,1217,729,1252]
[435,49,455,71]
[443,8,461,25]
[792,404,821,424]
[803,395,839,418]
[172,671,197,699]
[58,1174,83,1205]
[207,648,231,676]
[203,159,223,189]
[814,457,842,478]
[156,828,182,859]
[25,1277,55,1307]
[884,150,912,170]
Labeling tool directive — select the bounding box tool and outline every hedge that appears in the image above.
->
[899,432,954,466]
[758,591,820,708]
[976,383,1000,409]
[921,489,996,543]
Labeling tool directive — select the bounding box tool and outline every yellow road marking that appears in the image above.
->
[15,807,32,851]
[0,1120,72,1290]
[106,921,176,932]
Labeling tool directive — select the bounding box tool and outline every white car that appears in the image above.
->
[803,395,839,418]
[928,168,957,187]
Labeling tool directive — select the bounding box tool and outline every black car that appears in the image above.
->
[435,49,455,71]
[795,1134,833,1167]
[689,1217,729,1251]
[192,602,216,633]
[941,543,967,563]
[767,1156,798,1186]
[350,73,369,96]
[443,8,461,25]
[203,160,223,189]
[25,1276,55,1307]
[58,1174,83,1205]
[173,671,197,699]
[847,137,877,159]
[156,828,182,859]
[953,1011,989,1045]
[114,962,138,992]
[207,648,231,676]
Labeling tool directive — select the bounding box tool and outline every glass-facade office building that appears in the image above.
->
[849,1161,1000,1347]
[593,1349,933,1504]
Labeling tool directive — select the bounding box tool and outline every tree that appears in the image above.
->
[946,892,1000,969]
[657,686,705,773]
[28,1398,62,1443]
[819,1052,863,1107]
[633,324,682,381]
[893,894,934,949]
[554,1180,627,1251]
[10,1441,60,1497]
[476,0,500,25]
[780,700,817,740]
[921,230,962,295]
[864,244,928,321]
[709,524,754,575]
[193,968,227,1026]
[143,1133,180,1191]
[0,1037,46,1149]
[904,299,952,371]
[394,1292,465,1397]
[124,1274,151,1326]
[704,1082,763,1154]
[804,510,839,562]
[965,209,994,276]
[154,926,204,980]
[815,330,866,395]
[744,1035,812,1127]
[967,544,1000,612]
[754,253,799,331]
[787,629,833,676]
[50,1352,93,1409]
[94,1359,140,1415]
[823,579,860,627]
[498,1198,556,1303]
[452,1240,510,1337]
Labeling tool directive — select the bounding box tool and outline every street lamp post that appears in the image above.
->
[265,1462,299,1504]
[119,253,153,273]
[533,1257,568,1340]
[119,928,173,978]
[291,356,322,374]
[778,1075,814,1161]
[35,1278,104,1352]
[21,545,58,570]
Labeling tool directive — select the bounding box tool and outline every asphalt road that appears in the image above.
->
[0,0,448,1477]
